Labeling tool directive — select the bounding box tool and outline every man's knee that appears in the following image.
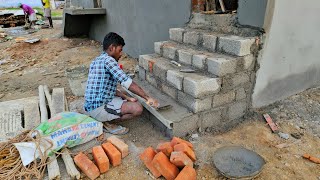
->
[133,103,143,116]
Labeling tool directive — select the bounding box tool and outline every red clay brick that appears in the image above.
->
[92,146,110,173]
[156,142,173,157]
[139,147,161,178]
[170,151,193,168]
[175,166,196,180]
[74,152,100,180]
[152,152,179,180]
[171,137,193,149]
[107,136,129,158]
[102,142,121,166]
[174,143,196,162]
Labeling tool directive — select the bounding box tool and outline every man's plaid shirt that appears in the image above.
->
[84,52,132,112]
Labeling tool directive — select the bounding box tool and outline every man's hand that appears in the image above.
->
[146,97,159,108]
[126,97,137,102]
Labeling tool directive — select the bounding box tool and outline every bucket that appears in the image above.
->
[65,66,88,96]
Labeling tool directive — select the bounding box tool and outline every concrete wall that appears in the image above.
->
[71,0,95,8]
[252,0,320,107]
[88,0,191,58]
[237,0,268,28]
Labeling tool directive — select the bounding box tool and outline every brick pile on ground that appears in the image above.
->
[73,135,129,180]
[140,137,197,180]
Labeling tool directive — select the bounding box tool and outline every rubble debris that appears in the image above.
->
[263,113,279,133]
[278,132,290,140]
[24,38,40,44]
[291,132,303,139]
[302,154,320,164]
[275,140,301,149]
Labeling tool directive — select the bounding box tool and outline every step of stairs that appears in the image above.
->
[139,54,221,113]
[124,79,198,137]
[168,27,256,56]
[154,40,255,77]
[136,20,258,137]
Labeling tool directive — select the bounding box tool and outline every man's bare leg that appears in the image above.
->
[119,101,143,120]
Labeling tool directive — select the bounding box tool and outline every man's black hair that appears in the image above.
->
[103,32,125,51]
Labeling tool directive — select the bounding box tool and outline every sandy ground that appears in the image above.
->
[0,21,319,180]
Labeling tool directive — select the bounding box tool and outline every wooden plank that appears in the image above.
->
[263,113,279,133]
[24,102,40,130]
[38,85,48,123]
[61,149,81,179]
[51,88,65,116]
[46,87,65,180]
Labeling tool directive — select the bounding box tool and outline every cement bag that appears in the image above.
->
[14,112,103,166]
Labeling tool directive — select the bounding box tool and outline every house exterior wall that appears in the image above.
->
[88,0,191,58]
[237,0,268,28]
[252,0,320,107]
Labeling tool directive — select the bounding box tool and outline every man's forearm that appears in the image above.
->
[128,82,149,100]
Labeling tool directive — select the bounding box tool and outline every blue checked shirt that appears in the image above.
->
[84,52,132,112]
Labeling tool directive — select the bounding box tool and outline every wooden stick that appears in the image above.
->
[44,85,53,111]
[48,155,61,180]
[61,149,81,179]
[45,87,62,180]
[38,85,48,123]
[219,0,226,12]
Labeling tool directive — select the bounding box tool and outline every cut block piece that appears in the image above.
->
[183,31,200,46]
[156,142,173,157]
[102,142,121,166]
[107,136,129,158]
[171,137,193,149]
[74,152,100,180]
[183,73,221,98]
[202,34,217,52]
[169,28,185,43]
[178,49,193,65]
[218,35,255,56]
[152,152,179,180]
[170,151,193,168]
[154,41,168,54]
[207,57,237,76]
[177,91,212,113]
[175,166,196,180]
[192,54,207,69]
[139,147,162,178]
[167,70,184,90]
[174,143,196,162]
[163,44,178,60]
[92,146,110,173]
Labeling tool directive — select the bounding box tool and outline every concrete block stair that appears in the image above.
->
[133,18,258,137]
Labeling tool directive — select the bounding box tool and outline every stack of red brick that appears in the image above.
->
[73,136,129,180]
[140,137,197,180]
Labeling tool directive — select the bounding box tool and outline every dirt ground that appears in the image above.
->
[0,21,319,180]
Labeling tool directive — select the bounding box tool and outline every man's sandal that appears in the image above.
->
[103,123,129,135]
